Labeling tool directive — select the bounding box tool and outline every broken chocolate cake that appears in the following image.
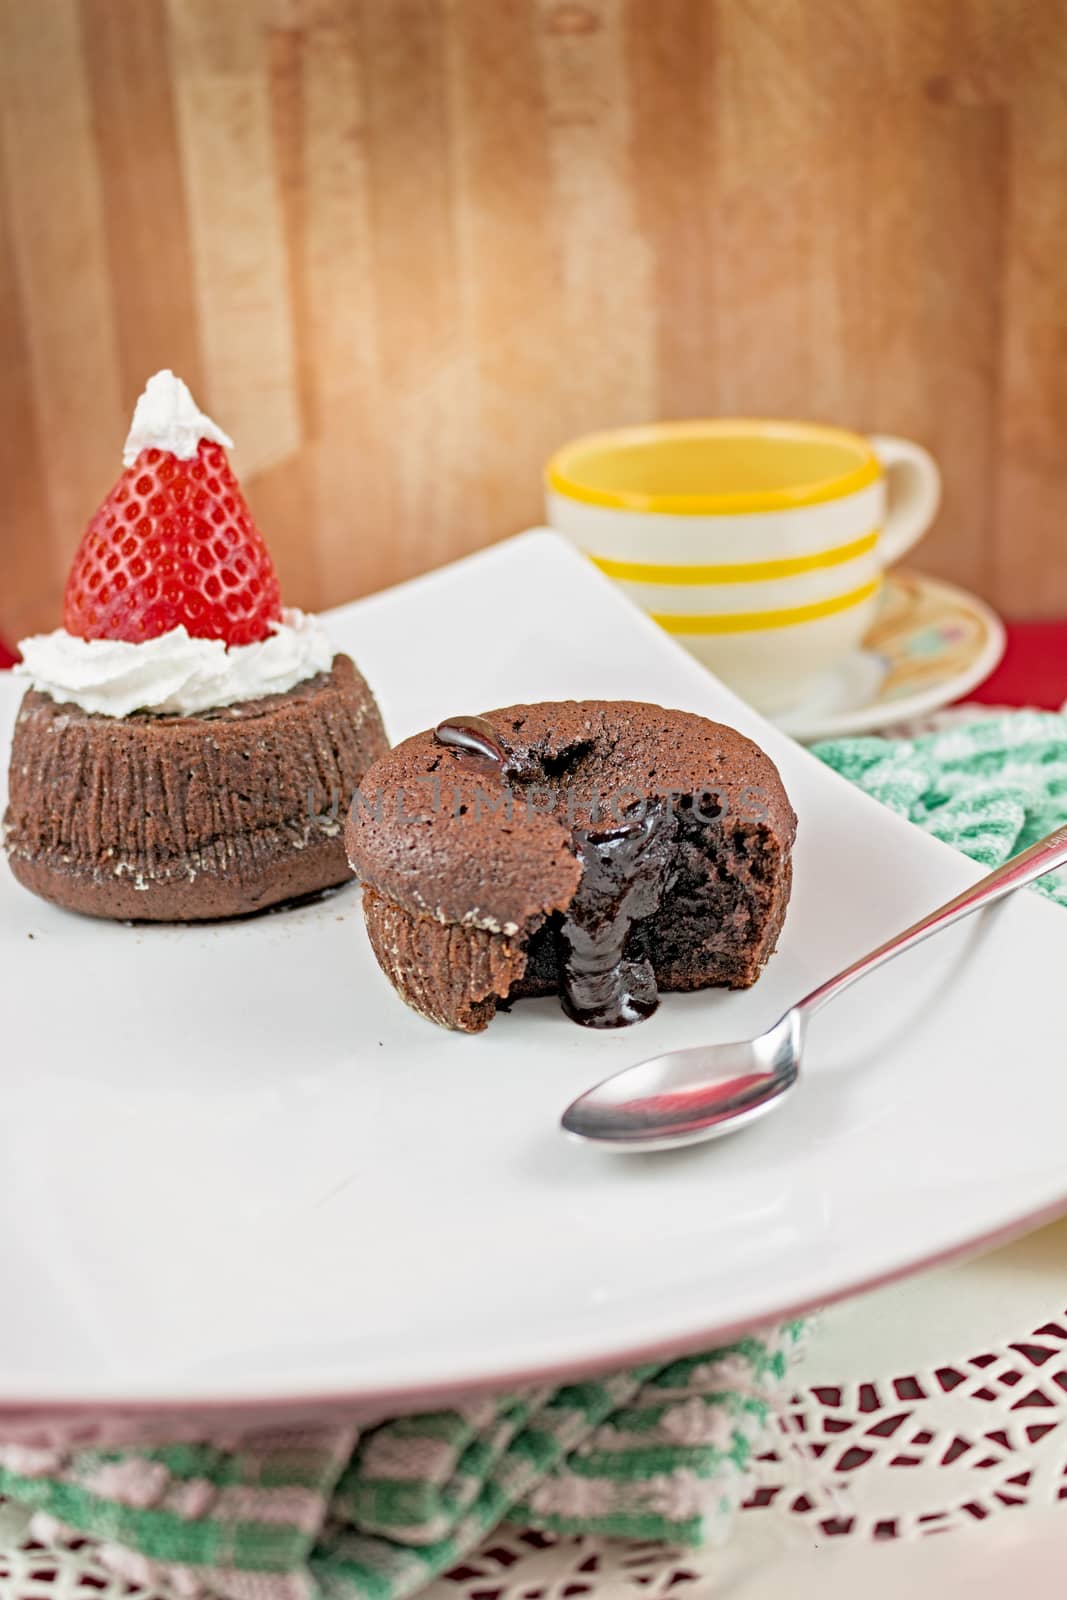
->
[345,700,796,1033]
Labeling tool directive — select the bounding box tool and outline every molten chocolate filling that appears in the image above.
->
[433,716,680,1029]
[555,801,676,1027]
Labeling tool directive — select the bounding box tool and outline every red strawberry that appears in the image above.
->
[63,441,282,647]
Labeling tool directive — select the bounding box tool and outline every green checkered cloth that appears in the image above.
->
[0,1331,802,1600]
[3,711,1065,1600]
[813,710,1067,909]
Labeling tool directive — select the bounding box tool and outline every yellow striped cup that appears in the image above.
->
[545,420,940,714]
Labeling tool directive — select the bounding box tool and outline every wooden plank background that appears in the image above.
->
[1,0,1065,642]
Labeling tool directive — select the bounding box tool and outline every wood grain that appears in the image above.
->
[1,0,1065,643]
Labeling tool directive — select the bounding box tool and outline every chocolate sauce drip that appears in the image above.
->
[433,719,675,1027]
[433,715,506,767]
[555,800,675,1028]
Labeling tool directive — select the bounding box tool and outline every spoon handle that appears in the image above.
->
[795,821,1067,1021]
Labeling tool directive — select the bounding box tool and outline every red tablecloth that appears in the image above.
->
[2,623,1066,710]
[965,621,1067,711]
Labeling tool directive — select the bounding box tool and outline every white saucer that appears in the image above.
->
[774,571,1006,742]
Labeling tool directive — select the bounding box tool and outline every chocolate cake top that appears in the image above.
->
[345,700,796,935]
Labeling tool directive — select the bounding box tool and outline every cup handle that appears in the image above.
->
[870,434,941,566]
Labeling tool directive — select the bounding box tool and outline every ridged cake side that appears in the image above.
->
[361,888,527,1032]
[4,653,387,921]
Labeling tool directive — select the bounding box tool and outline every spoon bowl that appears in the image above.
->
[562,1013,801,1151]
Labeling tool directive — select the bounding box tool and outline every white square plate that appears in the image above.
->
[2,530,1066,1418]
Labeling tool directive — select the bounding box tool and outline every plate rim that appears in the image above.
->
[3,1179,1067,1421]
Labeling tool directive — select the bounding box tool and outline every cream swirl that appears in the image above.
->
[15,609,333,718]
[122,369,233,466]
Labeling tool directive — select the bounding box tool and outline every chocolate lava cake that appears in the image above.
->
[5,368,390,923]
[5,655,387,921]
[345,700,796,1032]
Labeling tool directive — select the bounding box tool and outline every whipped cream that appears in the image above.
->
[122,370,233,467]
[16,610,333,718]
